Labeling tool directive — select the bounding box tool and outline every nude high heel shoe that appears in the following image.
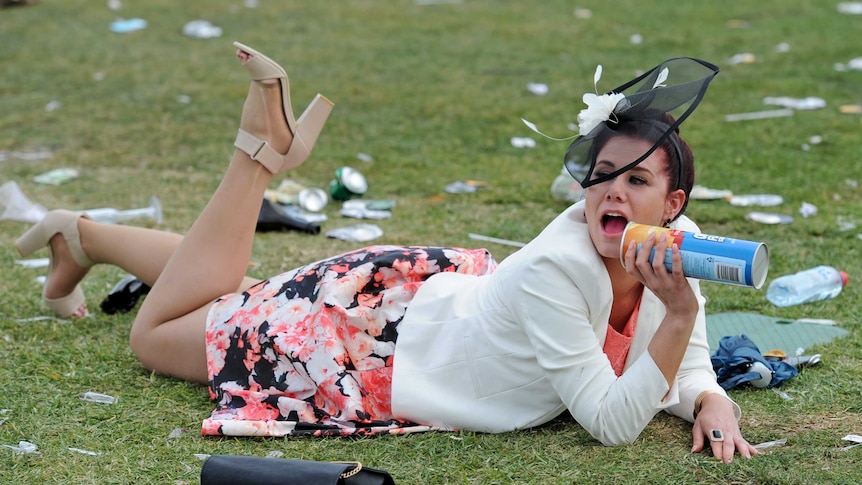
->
[15,210,94,317]
[232,41,334,174]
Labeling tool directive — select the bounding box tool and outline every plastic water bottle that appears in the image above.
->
[766,266,849,307]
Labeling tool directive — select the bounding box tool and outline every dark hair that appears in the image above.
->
[588,110,694,220]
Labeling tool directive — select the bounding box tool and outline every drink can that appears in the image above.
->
[329,166,368,201]
[297,188,328,212]
[620,222,769,288]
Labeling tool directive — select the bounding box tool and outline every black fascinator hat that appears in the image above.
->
[564,57,719,188]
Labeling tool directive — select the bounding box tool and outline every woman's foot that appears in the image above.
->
[15,210,94,318]
[236,48,294,156]
[43,232,91,317]
[232,41,334,174]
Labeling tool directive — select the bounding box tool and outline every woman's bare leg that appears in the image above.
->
[128,48,297,383]
[44,219,261,309]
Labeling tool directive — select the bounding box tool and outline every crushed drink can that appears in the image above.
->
[329,166,368,201]
[620,222,769,288]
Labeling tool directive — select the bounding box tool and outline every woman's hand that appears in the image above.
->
[631,231,702,385]
[691,393,759,463]
[624,231,697,319]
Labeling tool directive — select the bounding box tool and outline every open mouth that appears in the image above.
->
[601,213,629,236]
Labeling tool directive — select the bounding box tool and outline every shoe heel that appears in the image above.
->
[285,94,335,167]
[15,223,47,257]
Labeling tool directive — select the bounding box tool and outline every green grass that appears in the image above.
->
[2,0,861,483]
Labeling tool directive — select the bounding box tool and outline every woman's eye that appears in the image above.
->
[629,176,646,185]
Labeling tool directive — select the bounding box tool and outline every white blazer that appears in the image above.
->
[391,201,739,446]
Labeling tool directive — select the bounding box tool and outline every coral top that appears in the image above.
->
[603,297,641,377]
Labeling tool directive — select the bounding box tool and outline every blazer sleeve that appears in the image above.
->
[664,216,742,422]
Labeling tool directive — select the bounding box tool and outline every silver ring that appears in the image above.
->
[709,429,724,442]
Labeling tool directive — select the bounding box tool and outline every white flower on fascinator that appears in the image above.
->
[577,91,626,136]
[576,65,626,136]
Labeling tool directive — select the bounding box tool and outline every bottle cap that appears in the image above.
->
[840,271,849,287]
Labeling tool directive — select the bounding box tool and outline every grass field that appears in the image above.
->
[1,1,861,483]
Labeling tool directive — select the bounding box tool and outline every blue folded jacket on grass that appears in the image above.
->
[710,334,798,390]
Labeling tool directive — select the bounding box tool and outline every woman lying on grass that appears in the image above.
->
[15,44,756,463]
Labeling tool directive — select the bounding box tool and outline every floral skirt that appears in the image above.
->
[202,245,497,437]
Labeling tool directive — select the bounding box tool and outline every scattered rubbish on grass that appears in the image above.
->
[775,42,791,53]
[68,447,100,456]
[0,409,10,426]
[841,434,862,451]
[468,233,526,248]
[836,215,858,231]
[724,108,794,122]
[444,180,488,194]
[0,148,53,161]
[107,0,121,10]
[726,19,750,28]
[510,136,536,148]
[340,199,393,219]
[80,391,118,404]
[168,428,187,439]
[839,103,862,113]
[729,194,783,207]
[0,181,47,223]
[414,0,463,4]
[801,135,823,151]
[195,453,211,461]
[837,2,862,14]
[93,71,105,81]
[267,451,284,458]
[176,94,191,104]
[110,18,147,33]
[15,258,48,268]
[182,20,223,39]
[16,315,69,323]
[551,167,585,202]
[356,152,374,163]
[82,196,163,225]
[754,438,787,450]
[629,34,643,45]
[329,166,368,201]
[728,53,756,65]
[34,168,79,185]
[799,202,817,218]
[834,57,862,71]
[45,100,62,112]
[2,441,39,454]
[527,82,548,96]
[795,318,837,326]
[764,96,826,110]
[690,185,732,200]
[764,349,821,368]
[294,188,327,213]
[573,8,592,18]
[746,212,793,224]
[325,224,383,242]
[243,0,258,7]
[270,179,308,202]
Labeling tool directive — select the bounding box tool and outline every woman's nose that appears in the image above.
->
[604,177,626,200]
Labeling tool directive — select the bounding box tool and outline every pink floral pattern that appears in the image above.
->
[203,245,496,437]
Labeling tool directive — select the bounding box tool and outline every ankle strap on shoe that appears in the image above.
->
[235,129,281,173]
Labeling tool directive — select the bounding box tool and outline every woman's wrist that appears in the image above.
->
[693,389,720,418]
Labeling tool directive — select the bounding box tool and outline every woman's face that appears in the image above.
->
[584,136,686,260]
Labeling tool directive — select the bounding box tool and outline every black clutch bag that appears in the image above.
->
[200,455,395,485]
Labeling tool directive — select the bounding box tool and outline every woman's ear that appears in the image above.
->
[664,188,687,222]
